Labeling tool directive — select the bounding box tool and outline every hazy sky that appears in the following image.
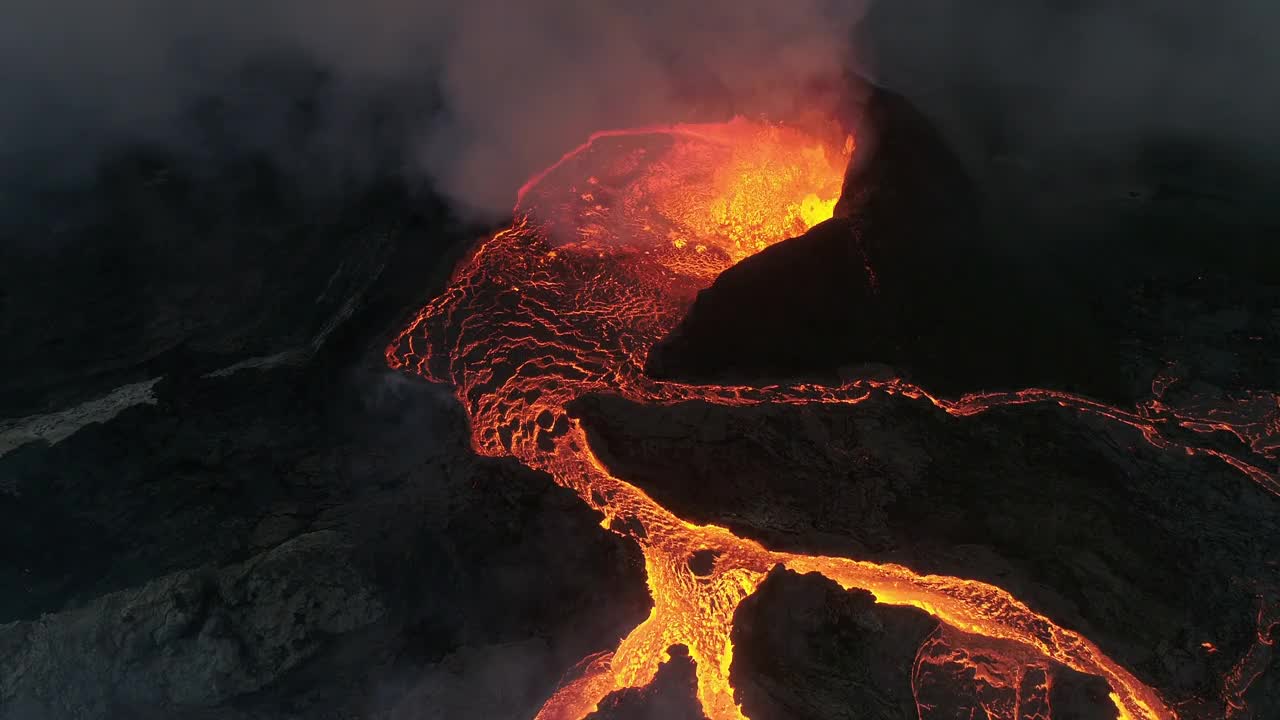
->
[2,0,1276,217]
[2,0,870,215]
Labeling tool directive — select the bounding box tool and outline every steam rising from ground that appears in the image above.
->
[3,0,1278,221]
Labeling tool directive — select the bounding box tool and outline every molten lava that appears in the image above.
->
[515,118,851,278]
[387,118,1279,720]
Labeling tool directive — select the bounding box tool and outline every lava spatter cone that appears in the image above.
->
[646,85,1135,404]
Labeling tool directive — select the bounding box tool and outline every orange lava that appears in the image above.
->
[387,119,1278,720]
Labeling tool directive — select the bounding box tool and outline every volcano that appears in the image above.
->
[385,80,1279,720]
[2,58,1278,720]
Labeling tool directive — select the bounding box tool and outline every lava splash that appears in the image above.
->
[388,118,1276,720]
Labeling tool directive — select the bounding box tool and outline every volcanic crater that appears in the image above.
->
[385,81,1280,720]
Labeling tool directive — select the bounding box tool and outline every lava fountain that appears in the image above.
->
[388,117,1277,720]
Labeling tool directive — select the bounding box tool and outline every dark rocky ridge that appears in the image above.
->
[647,83,1279,405]
[570,391,1280,718]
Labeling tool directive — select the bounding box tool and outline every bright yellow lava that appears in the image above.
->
[673,122,848,260]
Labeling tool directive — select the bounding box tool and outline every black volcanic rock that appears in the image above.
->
[0,367,651,720]
[913,631,1118,720]
[0,531,386,715]
[646,84,1135,403]
[570,391,1280,718]
[730,569,936,720]
[730,569,1119,720]
[587,645,707,720]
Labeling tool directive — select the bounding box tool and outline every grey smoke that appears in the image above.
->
[1,0,869,218]
[2,0,1277,219]
[859,0,1280,165]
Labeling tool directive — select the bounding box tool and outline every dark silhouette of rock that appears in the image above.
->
[730,569,937,720]
[647,83,1135,404]
[1,531,385,715]
[587,645,707,720]
[1050,667,1121,720]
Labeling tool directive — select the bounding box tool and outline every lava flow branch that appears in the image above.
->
[387,118,1277,720]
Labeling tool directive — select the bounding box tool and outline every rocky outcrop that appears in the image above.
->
[1049,668,1121,720]
[1,531,383,717]
[646,85,1139,404]
[0,360,650,720]
[587,646,707,720]
[730,570,936,720]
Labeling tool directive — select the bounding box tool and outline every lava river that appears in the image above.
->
[386,118,1279,720]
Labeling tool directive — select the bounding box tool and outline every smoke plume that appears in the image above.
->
[2,0,870,218]
[3,0,1277,222]
[859,0,1280,167]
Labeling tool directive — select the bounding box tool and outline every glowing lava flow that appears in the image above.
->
[387,119,1277,720]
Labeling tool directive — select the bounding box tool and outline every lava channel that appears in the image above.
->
[387,117,1278,720]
